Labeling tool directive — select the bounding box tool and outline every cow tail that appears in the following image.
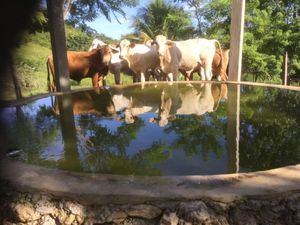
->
[46,58,53,92]
[214,40,223,80]
[47,57,56,92]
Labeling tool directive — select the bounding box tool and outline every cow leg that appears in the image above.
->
[92,73,100,88]
[172,70,178,81]
[167,73,173,82]
[140,72,146,83]
[200,67,206,80]
[114,71,121,85]
[204,66,213,80]
[102,76,107,86]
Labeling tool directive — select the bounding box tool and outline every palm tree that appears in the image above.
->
[132,0,194,40]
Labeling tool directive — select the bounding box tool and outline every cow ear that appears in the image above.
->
[129,43,136,48]
[109,45,119,53]
[166,41,174,48]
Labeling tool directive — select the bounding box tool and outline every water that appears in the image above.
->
[1,82,299,176]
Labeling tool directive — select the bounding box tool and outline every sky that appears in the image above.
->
[86,0,148,40]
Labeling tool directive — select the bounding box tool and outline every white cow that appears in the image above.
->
[88,38,136,84]
[154,35,222,81]
[119,39,160,83]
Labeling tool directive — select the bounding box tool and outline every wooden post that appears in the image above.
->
[228,0,245,82]
[283,51,288,85]
[47,0,71,92]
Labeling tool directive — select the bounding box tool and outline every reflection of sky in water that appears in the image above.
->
[39,132,64,161]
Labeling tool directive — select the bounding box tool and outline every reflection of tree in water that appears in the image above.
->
[239,87,300,171]
[164,112,226,161]
[80,142,168,176]
[76,115,145,152]
[77,114,169,175]
[7,104,61,168]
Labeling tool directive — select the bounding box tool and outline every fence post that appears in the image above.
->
[228,0,245,82]
[283,51,288,85]
[47,0,71,92]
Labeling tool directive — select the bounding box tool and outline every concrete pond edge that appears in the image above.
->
[1,158,300,204]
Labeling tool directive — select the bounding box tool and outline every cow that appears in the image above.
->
[88,39,136,84]
[46,45,113,92]
[119,39,160,83]
[179,48,230,81]
[52,89,117,117]
[154,35,222,81]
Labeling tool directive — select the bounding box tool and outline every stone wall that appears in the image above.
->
[1,183,300,225]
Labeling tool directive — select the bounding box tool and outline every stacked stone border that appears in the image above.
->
[1,159,300,224]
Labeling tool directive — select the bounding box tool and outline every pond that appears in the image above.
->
[1,82,299,176]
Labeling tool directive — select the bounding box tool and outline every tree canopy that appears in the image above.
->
[132,0,194,40]
[66,0,138,27]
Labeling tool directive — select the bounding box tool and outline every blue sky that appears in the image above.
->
[87,0,148,40]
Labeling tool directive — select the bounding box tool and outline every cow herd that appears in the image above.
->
[46,35,230,92]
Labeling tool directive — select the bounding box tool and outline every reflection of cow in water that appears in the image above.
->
[110,83,227,125]
[150,83,228,126]
[111,85,164,124]
[52,89,117,117]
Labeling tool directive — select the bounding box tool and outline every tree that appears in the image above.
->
[66,0,138,27]
[132,0,194,40]
[174,0,208,36]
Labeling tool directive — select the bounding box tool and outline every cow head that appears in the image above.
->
[89,38,106,51]
[119,39,131,60]
[98,45,113,66]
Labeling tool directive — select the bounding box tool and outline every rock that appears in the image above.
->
[178,201,229,225]
[57,208,68,224]
[87,205,112,224]
[107,210,127,223]
[36,199,56,216]
[39,215,56,225]
[76,215,84,225]
[160,212,179,225]
[293,211,300,224]
[64,214,76,225]
[14,202,40,223]
[230,208,257,225]
[125,204,162,219]
[123,217,156,225]
[64,201,85,217]
[31,193,41,204]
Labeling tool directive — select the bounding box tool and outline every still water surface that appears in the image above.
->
[1,82,299,176]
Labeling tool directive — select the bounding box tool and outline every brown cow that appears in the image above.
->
[47,45,113,92]
[212,48,230,81]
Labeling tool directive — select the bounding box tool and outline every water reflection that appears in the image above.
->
[1,82,299,175]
